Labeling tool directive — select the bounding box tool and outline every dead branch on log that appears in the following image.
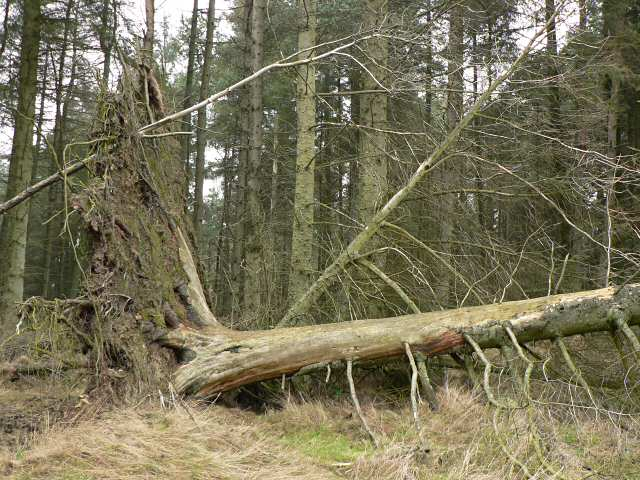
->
[415,353,439,411]
[610,310,640,362]
[464,334,515,409]
[554,337,598,410]
[347,360,378,447]
[404,343,422,436]
[504,325,534,402]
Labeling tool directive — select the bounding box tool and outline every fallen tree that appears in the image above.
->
[166,284,640,396]
[6,19,640,404]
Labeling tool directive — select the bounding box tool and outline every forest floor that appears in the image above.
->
[2,367,640,480]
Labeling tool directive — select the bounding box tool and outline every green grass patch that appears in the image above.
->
[560,425,579,445]
[279,426,369,463]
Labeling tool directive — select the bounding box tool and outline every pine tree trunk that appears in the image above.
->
[43,0,77,298]
[180,0,198,194]
[0,0,42,337]
[193,0,216,241]
[243,0,266,314]
[578,0,587,30]
[99,0,117,83]
[0,0,11,64]
[288,0,317,306]
[356,0,388,225]
[439,3,464,307]
[143,0,154,64]
[25,59,49,297]
[230,0,254,314]
[352,0,389,317]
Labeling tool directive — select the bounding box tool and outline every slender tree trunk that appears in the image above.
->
[424,0,432,128]
[439,2,464,307]
[0,0,42,336]
[0,0,11,65]
[181,0,198,197]
[55,15,81,298]
[43,0,77,298]
[353,0,389,317]
[346,69,360,243]
[315,74,338,272]
[578,0,587,30]
[99,0,117,83]
[544,0,576,291]
[417,0,433,269]
[143,0,154,64]
[24,52,49,297]
[193,0,216,242]
[214,147,232,315]
[269,111,292,305]
[288,0,317,306]
[601,0,624,287]
[29,58,48,187]
[243,0,266,315]
[356,0,388,225]
[545,0,560,131]
[230,0,253,314]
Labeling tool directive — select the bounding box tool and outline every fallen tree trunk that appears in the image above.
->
[11,58,638,407]
[165,284,640,396]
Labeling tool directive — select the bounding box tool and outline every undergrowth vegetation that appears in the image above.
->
[3,372,640,479]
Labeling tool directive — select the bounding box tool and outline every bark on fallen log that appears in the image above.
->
[162,284,640,397]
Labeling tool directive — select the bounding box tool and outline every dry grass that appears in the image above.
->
[260,382,640,479]
[2,379,640,479]
[1,400,339,480]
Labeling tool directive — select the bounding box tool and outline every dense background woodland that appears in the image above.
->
[0,0,639,323]
[2,0,640,478]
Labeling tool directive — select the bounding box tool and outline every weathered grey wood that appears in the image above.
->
[162,284,639,396]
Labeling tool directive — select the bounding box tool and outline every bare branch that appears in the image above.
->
[279,16,554,325]
[346,360,378,447]
[0,155,93,216]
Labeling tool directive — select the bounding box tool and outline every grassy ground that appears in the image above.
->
[2,373,640,480]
